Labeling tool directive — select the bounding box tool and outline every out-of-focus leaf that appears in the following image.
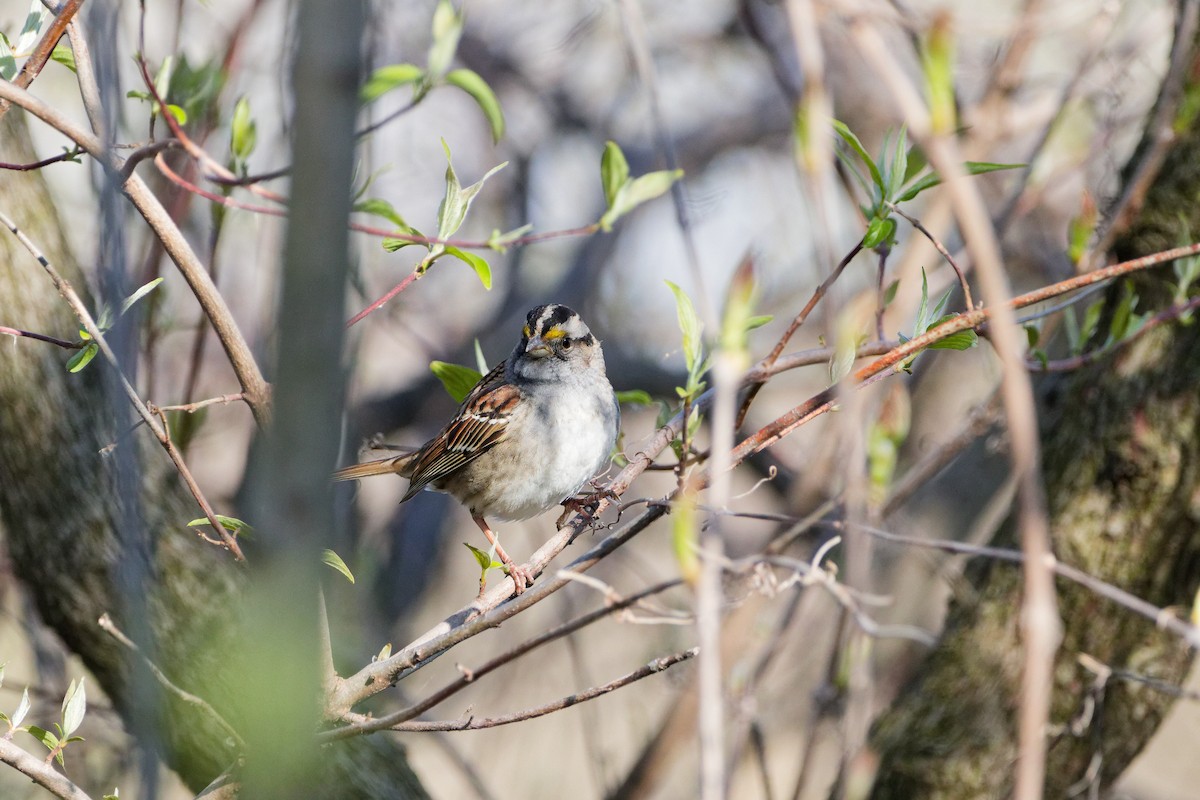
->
[321,550,355,584]
[361,63,424,103]
[445,68,505,143]
[430,360,482,403]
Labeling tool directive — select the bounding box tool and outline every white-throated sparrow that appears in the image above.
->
[335,304,620,594]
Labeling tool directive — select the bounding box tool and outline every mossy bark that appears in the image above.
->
[865,44,1200,800]
[0,113,428,797]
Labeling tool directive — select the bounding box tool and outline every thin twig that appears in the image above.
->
[0,326,82,349]
[0,77,272,426]
[323,580,681,737]
[839,522,1200,647]
[377,648,698,733]
[0,146,86,172]
[0,210,245,561]
[889,203,973,309]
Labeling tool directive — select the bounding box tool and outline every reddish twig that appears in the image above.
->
[889,203,974,310]
[0,146,86,172]
[0,326,83,349]
[0,0,85,123]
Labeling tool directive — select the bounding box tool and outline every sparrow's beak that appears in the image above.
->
[525,337,552,359]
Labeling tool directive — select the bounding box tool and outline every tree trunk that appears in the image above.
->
[0,113,428,797]
[865,42,1200,800]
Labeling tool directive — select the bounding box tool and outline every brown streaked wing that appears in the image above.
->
[400,361,520,502]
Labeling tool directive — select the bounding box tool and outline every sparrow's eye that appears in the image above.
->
[559,338,573,350]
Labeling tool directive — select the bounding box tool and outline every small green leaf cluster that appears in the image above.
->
[126,56,190,126]
[1063,281,1147,356]
[66,277,165,373]
[464,542,504,592]
[361,1,505,144]
[0,666,88,767]
[358,139,506,290]
[599,142,684,232]
[833,121,1020,250]
[895,268,977,373]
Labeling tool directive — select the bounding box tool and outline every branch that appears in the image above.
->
[0,737,94,800]
[384,648,698,732]
[0,326,82,349]
[0,78,271,427]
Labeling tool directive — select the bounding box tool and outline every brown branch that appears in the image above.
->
[382,648,698,733]
[0,0,85,124]
[323,580,681,739]
[0,737,94,800]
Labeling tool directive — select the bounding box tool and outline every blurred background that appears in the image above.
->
[0,0,1197,798]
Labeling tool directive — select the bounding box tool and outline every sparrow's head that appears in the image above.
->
[510,304,605,380]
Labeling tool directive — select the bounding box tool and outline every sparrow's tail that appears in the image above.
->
[333,453,414,482]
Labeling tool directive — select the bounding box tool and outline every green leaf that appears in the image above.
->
[897,161,1023,202]
[600,169,683,231]
[0,36,16,82]
[616,389,653,406]
[355,198,410,230]
[187,515,255,539]
[322,550,355,584]
[445,69,505,143]
[66,342,99,373]
[665,281,703,375]
[883,279,900,306]
[382,236,421,252]
[165,104,188,126]
[1108,282,1139,343]
[15,2,50,54]
[154,56,175,107]
[61,678,86,737]
[50,42,76,73]
[1024,324,1040,349]
[600,141,630,209]
[434,139,507,240]
[427,0,463,79]
[373,643,392,662]
[862,215,891,248]
[486,224,533,253]
[1079,299,1103,349]
[25,725,59,752]
[361,63,425,103]
[230,97,257,161]
[443,245,492,290]
[430,360,483,403]
[12,687,30,729]
[464,542,501,572]
[925,316,978,350]
[832,119,884,191]
[121,277,163,315]
[745,314,773,331]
